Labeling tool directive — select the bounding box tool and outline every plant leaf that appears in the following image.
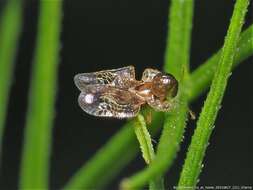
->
[178,0,249,187]
[134,114,155,164]
[0,0,23,154]
[132,114,164,190]
[188,25,253,101]
[164,0,194,80]
[19,1,62,188]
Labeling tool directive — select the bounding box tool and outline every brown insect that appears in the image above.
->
[74,66,178,118]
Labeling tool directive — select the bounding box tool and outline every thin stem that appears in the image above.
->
[188,25,253,101]
[133,114,164,190]
[164,0,194,79]
[178,0,249,187]
[0,0,23,154]
[134,114,155,164]
[19,1,62,189]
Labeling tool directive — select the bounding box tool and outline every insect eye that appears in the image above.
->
[152,73,178,99]
[165,74,178,98]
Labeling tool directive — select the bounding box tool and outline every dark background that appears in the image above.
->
[0,0,252,189]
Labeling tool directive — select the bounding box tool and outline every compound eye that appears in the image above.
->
[163,73,178,98]
[152,73,178,99]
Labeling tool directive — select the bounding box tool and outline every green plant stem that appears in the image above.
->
[188,25,253,101]
[178,0,249,188]
[164,0,194,79]
[133,114,164,190]
[62,24,253,190]
[134,114,155,164]
[19,1,62,189]
[0,0,23,154]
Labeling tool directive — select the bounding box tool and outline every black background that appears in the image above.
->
[0,0,252,189]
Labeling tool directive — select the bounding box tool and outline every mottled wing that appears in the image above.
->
[78,85,141,118]
[74,66,135,90]
[141,68,161,82]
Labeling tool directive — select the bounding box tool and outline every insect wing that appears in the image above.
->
[78,85,141,118]
[74,66,135,91]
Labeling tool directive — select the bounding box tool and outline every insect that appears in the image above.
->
[74,66,178,118]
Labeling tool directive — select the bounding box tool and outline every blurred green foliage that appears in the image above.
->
[0,0,22,154]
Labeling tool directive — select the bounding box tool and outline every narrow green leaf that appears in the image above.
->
[164,0,194,79]
[188,25,253,101]
[133,114,164,190]
[178,0,249,187]
[0,0,23,154]
[134,114,155,164]
[62,24,253,189]
[19,1,62,189]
